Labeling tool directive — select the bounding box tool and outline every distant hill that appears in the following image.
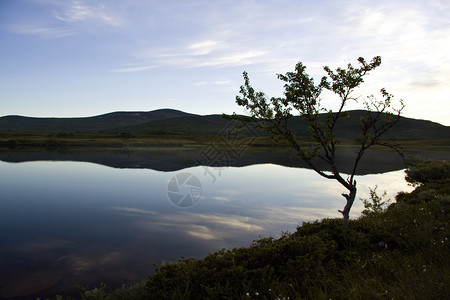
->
[297,110,450,139]
[0,109,449,140]
[0,109,194,133]
[121,114,229,135]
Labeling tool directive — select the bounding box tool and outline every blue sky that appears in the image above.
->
[0,0,449,124]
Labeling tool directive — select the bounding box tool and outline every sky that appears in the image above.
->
[0,0,449,125]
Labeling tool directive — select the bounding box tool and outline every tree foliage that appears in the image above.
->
[227,56,405,225]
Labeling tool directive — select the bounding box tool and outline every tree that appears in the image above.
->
[227,56,404,226]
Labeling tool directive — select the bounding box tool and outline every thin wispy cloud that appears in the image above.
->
[53,0,121,26]
[8,24,76,38]
[110,65,158,73]
[7,0,121,39]
[194,80,230,86]
[188,40,222,56]
[139,40,268,69]
[53,1,93,22]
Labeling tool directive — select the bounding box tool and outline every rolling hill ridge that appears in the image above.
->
[0,108,449,140]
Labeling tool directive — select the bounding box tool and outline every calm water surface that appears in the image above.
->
[0,160,412,298]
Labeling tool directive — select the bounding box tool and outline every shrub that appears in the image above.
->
[360,185,390,217]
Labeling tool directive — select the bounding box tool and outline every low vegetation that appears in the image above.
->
[1,131,449,153]
[49,158,449,299]
[0,132,207,149]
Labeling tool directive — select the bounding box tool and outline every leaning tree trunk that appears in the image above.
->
[340,185,357,227]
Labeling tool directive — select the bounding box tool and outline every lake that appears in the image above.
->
[0,149,416,298]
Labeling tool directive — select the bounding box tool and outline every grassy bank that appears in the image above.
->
[0,132,308,150]
[0,132,204,149]
[1,132,449,153]
[47,159,450,299]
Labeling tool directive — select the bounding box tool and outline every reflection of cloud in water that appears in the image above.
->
[357,170,413,197]
[0,270,61,299]
[58,254,92,274]
[254,206,341,226]
[11,239,129,275]
[57,251,124,274]
[13,239,76,252]
[208,195,233,202]
[110,206,157,216]
[164,213,264,231]
[4,240,129,297]
[129,211,265,242]
[6,238,144,297]
[186,225,218,240]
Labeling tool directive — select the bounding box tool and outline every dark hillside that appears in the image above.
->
[121,115,229,135]
[113,110,450,140]
[285,110,450,139]
[0,109,194,133]
[330,110,450,139]
[0,109,448,140]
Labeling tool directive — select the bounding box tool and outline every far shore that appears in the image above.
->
[1,131,449,152]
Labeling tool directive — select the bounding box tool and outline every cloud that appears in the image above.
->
[53,0,121,26]
[7,0,121,39]
[54,1,93,22]
[8,24,76,38]
[110,64,159,73]
[140,42,267,69]
[194,80,231,86]
[188,40,221,55]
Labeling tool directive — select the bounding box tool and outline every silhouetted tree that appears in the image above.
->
[227,56,404,226]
